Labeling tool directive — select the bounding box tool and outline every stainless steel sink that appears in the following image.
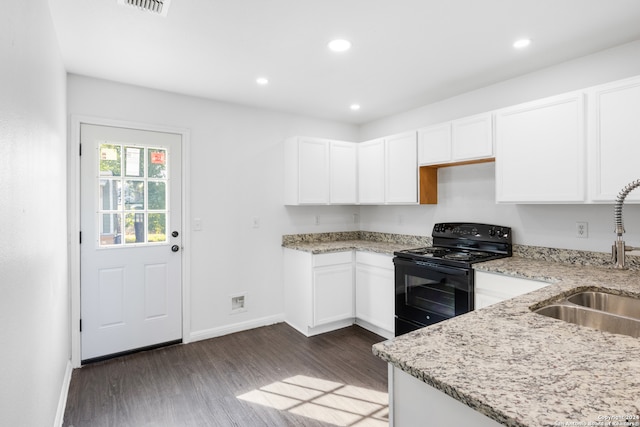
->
[534,291,640,338]
[567,291,640,319]
[535,304,640,338]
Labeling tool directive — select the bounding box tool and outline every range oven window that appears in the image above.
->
[395,258,472,333]
[405,275,456,318]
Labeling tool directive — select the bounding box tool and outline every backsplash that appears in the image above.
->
[282,232,640,270]
[513,244,640,270]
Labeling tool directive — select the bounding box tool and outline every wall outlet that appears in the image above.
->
[576,221,588,238]
[230,293,247,314]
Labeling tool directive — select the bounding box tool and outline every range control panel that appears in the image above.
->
[432,222,511,243]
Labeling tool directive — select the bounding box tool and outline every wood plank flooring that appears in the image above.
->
[63,323,389,427]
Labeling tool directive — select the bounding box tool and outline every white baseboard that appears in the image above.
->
[189,313,285,343]
[286,318,356,337]
[354,318,394,340]
[54,359,73,427]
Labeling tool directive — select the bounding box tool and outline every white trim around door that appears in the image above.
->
[69,115,191,368]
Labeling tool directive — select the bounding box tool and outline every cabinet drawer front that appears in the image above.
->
[313,251,353,267]
[475,271,548,297]
[355,251,393,268]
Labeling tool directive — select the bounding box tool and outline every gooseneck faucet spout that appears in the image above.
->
[612,179,640,269]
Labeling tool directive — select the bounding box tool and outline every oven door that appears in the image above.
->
[394,258,473,334]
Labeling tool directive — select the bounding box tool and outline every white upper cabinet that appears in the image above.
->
[386,132,418,204]
[358,133,418,205]
[418,123,451,165]
[495,92,586,203]
[418,113,493,166]
[284,136,356,205]
[330,141,358,204]
[588,75,640,203]
[357,138,386,204]
[451,113,494,162]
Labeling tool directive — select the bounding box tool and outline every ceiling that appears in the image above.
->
[49,0,640,124]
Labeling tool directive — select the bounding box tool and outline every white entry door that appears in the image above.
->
[80,123,182,362]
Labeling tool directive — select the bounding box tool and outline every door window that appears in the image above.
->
[98,143,169,247]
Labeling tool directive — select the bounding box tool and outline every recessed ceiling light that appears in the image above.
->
[513,38,531,49]
[350,104,361,111]
[328,39,352,52]
[256,77,269,86]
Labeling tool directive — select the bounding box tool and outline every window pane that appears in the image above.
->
[148,148,167,178]
[148,182,166,210]
[99,213,122,246]
[148,213,166,243]
[99,144,121,177]
[125,212,145,244]
[125,146,144,177]
[99,179,122,211]
[124,180,145,210]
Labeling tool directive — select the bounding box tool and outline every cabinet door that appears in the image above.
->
[298,137,330,204]
[330,141,357,204]
[358,139,385,204]
[475,271,548,309]
[355,258,394,333]
[495,92,586,203]
[452,113,493,162]
[313,263,354,326]
[418,123,451,165]
[589,76,640,203]
[386,132,418,204]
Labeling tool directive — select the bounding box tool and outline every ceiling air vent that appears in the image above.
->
[117,0,171,17]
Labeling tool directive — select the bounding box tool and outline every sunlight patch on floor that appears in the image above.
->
[237,374,389,426]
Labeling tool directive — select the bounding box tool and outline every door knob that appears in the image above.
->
[172,231,179,238]
[171,245,180,252]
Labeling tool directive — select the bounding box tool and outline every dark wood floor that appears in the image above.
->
[63,323,389,427]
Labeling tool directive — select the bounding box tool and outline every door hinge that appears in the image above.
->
[79,319,82,332]
[79,231,82,244]
[79,143,82,156]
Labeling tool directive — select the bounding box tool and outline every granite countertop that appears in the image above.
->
[373,256,640,427]
[281,231,431,255]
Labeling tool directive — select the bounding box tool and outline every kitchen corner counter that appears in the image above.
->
[373,256,640,427]
[281,231,431,255]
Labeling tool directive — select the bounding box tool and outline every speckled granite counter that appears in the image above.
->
[373,256,640,427]
[281,231,431,255]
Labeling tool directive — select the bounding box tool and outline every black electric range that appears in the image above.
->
[393,223,512,336]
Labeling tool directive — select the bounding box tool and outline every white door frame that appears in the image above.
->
[69,115,191,368]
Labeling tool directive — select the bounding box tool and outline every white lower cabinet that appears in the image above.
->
[283,249,354,337]
[355,252,395,339]
[284,249,395,338]
[392,367,503,427]
[313,255,355,326]
[474,271,549,309]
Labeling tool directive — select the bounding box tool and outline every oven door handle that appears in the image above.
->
[398,259,469,276]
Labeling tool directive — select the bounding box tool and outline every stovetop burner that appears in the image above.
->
[406,247,449,257]
[443,252,474,261]
[393,222,512,267]
[397,247,498,263]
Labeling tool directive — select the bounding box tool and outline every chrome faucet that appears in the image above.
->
[612,179,640,269]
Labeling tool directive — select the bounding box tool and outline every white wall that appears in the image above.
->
[67,75,360,339]
[0,0,69,426]
[359,40,640,252]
